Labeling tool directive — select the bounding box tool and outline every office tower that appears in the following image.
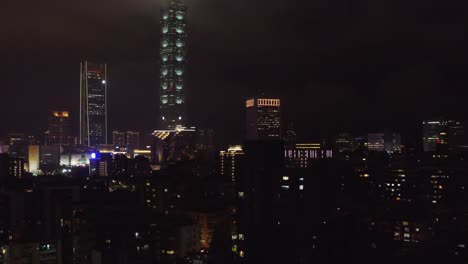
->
[160,0,187,129]
[422,120,445,152]
[245,97,281,140]
[47,111,72,147]
[9,157,24,179]
[220,145,245,183]
[112,131,126,147]
[80,61,108,147]
[284,142,333,168]
[126,131,140,150]
[422,119,467,153]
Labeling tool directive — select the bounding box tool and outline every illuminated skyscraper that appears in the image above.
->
[159,0,187,129]
[80,61,108,147]
[245,97,281,140]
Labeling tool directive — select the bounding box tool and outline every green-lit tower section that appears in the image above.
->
[160,0,187,129]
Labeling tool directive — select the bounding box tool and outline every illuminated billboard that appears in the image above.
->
[60,154,90,167]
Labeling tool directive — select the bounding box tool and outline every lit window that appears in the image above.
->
[282,176,289,181]
[299,185,304,190]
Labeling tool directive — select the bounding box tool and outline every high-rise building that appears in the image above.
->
[159,0,187,129]
[367,132,401,154]
[220,145,245,183]
[284,142,333,168]
[112,130,140,151]
[80,61,108,147]
[246,97,281,140]
[126,131,140,150]
[422,120,445,152]
[422,119,466,153]
[47,111,72,147]
[112,131,126,147]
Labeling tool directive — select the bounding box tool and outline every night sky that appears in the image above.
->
[1,0,468,144]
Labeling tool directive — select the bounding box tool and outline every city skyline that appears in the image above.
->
[1,1,468,263]
[1,0,467,143]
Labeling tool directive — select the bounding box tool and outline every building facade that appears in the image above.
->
[367,132,401,154]
[126,131,140,150]
[80,61,108,147]
[284,143,333,168]
[160,0,187,129]
[220,145,245,183]
[47,111,72,147]
[112,131,126,147]
[246,97,281,140]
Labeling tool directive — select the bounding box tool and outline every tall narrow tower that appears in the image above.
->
[80,61,108,147]
[159,0,187,129]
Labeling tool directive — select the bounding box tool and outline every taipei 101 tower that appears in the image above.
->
[159,0,187,129]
